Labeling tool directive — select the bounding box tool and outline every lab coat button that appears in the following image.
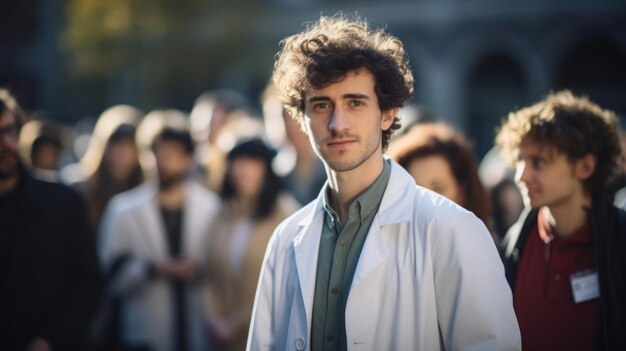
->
[295,338,306,350]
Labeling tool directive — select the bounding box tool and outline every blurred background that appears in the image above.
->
[2,0,626,158]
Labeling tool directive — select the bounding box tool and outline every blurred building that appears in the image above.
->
[250,0,626,156]
[2,0,625,156]
[0,0,64,120]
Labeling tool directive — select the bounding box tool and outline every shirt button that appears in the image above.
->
[555,274,561,281]
[330,287,339,295]
[340,239,348,247]
[327,334,335,342]
[295,338,305,350]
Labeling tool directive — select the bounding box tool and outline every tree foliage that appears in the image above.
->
[61,0,264,110]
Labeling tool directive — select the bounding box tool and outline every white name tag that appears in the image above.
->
[570,269,599,304]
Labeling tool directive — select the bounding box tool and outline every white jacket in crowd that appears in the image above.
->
[99,180,219,351]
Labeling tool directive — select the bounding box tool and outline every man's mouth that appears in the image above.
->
[525,187,539,197]
[0,151,17,163]
[327,139,355,148]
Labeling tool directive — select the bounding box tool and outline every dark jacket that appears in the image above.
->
[0,166,104,350]
[502,194,626,351]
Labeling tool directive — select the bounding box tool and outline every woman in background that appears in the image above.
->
[205,138,299,351]
[388,122,493,235]
[69,105,144,230]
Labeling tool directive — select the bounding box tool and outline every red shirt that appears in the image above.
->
[514,208,600,351]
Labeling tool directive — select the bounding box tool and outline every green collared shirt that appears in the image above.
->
[310,159,392,351]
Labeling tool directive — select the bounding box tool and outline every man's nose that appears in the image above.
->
[0,127,18,145]
[328,106,349,133]
[515,162,530,185]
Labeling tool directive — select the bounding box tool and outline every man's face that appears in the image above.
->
[514,139,586,209]
[0,110,19,179]
[303,69,394,173]
[284,108,309,150]
[153,139,192,188]
[32,142,61,171]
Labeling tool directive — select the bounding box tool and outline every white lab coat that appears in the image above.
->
[247,161,520,351]
[99,180,219,351]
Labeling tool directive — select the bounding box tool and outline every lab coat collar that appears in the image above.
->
[295,159,415,228]
[291,159,417,330]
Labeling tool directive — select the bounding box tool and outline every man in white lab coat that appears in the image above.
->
[247,15,521,351]
[99,113,220,351]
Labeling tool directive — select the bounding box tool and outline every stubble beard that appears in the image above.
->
[0,167,17,180]
[0,150,19,180]
[158,170,187,190]
[316,130,381,173]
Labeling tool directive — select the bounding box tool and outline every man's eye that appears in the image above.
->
[313,102,330,111]
[350,100,364,107]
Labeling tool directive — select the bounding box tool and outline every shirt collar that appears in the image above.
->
[322,159,392,228]
[537,206,592,245]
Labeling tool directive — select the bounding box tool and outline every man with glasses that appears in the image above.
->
[0,89,103,351]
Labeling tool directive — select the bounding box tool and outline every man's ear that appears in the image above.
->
[382,108,397,131]
[575,154,597,181]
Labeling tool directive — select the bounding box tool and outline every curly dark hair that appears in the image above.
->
[272,15,414,151]
[496,90,622,193]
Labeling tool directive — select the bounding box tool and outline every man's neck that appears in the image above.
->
[541,192,591,238]
[158,181,185,210]
[326,156,385,226]
[0,174,19,196]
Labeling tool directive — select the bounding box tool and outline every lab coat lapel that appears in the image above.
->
[182,181,212,261]
[350,215,388,290]
[140,185,168,259]
[350,161,416,290]
[293,197,324,327]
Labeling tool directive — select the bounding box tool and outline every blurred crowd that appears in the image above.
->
[1,81,625,351]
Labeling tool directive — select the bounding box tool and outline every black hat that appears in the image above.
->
[227,138,277,163]
[109,123,136,142]
[153,127,194,155]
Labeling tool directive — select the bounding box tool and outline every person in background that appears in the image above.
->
[205,138,299,351]
[261,83,326,205]
[67,105,144,230]
[609,129,626,209]
[0,88,103,351]
[477,145,525,242]
[18,119,65,182]
[497,91,626,351]
[98,110,219,351]
[387,122,493,235]
[247,15,520,350]
[490,178,524,242]
[190,90,256,192]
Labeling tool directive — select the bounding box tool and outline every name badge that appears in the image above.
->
[570,269,599,304]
